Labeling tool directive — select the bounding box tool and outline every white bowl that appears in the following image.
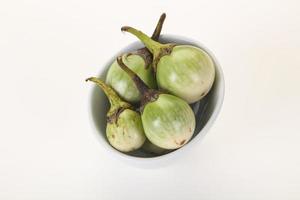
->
[88,35,225,167]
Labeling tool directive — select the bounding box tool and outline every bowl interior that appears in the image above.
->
[90,35,224,158]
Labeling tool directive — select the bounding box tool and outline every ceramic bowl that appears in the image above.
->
[88,35,225,165]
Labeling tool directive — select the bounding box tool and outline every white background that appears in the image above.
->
[1,0,300,199]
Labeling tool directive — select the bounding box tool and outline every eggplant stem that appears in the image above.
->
[86,77,128,108]
[117,56,149,95]
[151,13,166,41]
[121,26,161,54]
[121,25,174,73]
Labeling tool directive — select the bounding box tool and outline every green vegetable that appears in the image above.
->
[117,57,196,150]
[121,26,215,103]
[141,139,169,155]
[86,77,146,152]
[106,13,166,103]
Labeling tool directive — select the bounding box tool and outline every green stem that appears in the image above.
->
[151,13,166,41]
[117,56,149,95]
[117,56,160,109]
[121,26,162,54]
[86,77,128,109]
[121,25,174,73]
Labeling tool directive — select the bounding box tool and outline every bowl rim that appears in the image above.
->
[87,34,225,163]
